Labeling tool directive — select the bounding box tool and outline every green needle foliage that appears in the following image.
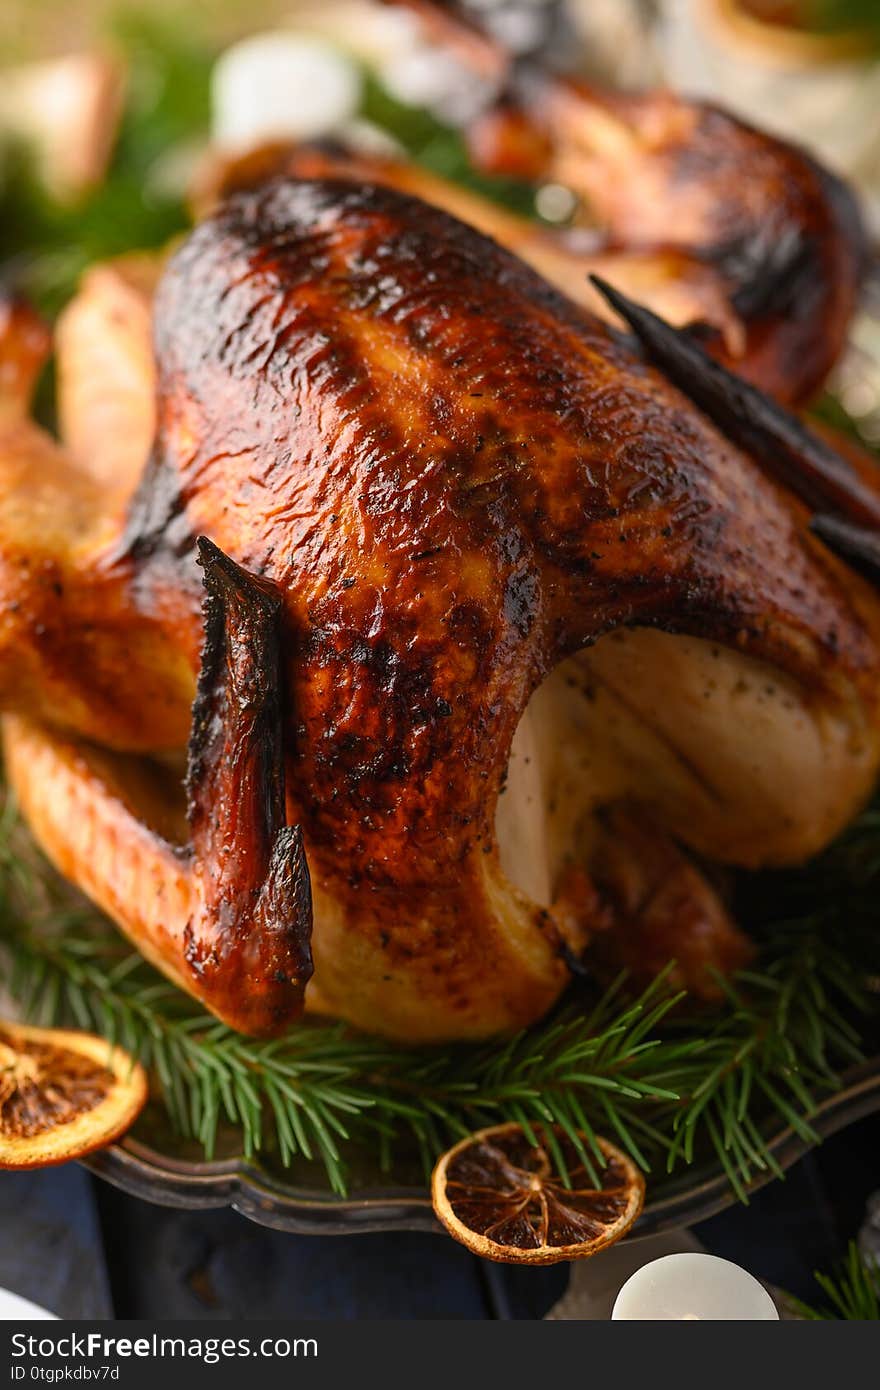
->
[1,9,879,1203]
[360,73,537,218]
[0,15,212,318]
[807,1,880,44]
[1,788,878,1199]
[789,1242,880,1320]
[0,15,535,323]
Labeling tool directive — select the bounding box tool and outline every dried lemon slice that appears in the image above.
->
[0,1020,147,1169]
[432,1121,645,1265]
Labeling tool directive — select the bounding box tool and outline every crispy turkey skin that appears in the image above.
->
[2,178,880,1038]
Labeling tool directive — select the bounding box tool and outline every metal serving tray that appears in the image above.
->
[84,1058,880,1237]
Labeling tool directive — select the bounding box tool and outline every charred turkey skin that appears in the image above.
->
[128,179,880,1035]
[3,178,880,1038]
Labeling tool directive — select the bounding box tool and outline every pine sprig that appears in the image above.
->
[3,915,688,1193]
[788,1242,880,1321]
[656,921,871,1201]
[1,791,878,1197]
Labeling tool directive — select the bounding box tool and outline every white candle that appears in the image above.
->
[0,1286,58,1319]
[211,33,362,150]
[612,1252,779,1321]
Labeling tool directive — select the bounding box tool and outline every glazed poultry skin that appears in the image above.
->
[376,0,868,407]
[3,178,880,1040]
[200,101,865,413]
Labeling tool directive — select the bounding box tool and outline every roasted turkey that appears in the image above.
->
[2,37,880,1040]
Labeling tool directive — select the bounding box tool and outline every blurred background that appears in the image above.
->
[1,0,879,443]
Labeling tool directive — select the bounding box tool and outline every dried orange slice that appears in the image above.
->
[0,1020,147,1169]
[432,1121,645,1265]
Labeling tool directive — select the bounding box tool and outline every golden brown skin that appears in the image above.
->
[388,0,868,405]
[56,256,160,521]
[2,538,313,1037]
[488,86,866,405]
[2,180,880,1038]
[0,289,312,1036]
[197,97,864,410]
[195,139,747,384]
[0,293,192,753]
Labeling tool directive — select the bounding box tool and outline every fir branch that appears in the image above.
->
[658,918,872,1201]
[1,791,878,1197]
[788,1242,880,1321]
[2,916,688,1193]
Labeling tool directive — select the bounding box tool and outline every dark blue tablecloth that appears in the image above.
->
[2,1114,877,1319]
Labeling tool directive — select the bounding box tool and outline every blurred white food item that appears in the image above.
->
[482,3,550,56]
[380,49,467,107]
[566,0,663,87]
[659,0,880,232]
[212,33,362,150]
[380,48,490,120]
[0,52,125,200]
[293,0,494,123]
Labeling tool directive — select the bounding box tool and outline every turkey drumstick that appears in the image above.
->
[3,536,312,1036]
